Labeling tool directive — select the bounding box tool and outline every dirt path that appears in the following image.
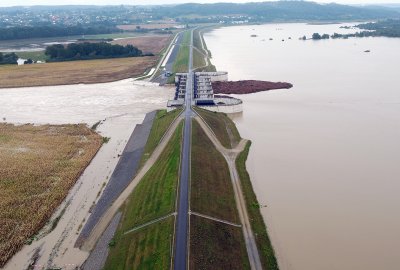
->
[194,116,263,270]
[81,114,184,252]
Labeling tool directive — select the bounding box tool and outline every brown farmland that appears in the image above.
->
[212,80,293,95]
[0,123,102,267]
[0,56,156,88]
[112,35,172,55]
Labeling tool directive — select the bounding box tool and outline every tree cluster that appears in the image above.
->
[45,42,143,61]
[307,20,400,40]
[0,52,18,65]
[0,25,121,41]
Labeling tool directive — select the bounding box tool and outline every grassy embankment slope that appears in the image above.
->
[193,27,216,72]
[237,141,279,270]
[168,30,192,84]
[0,123,102,267]
[139,109,182,167]
[104,120,183,270]
[190,120,250,270]
[0,56,157,88]
[194,107,241,149]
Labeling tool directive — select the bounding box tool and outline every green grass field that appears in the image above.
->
[104,122,183,270]
[139,109,182,167]
[172,30,191,74]
[194,107,241,149]
[193,48,206,70]
[15,51,49,62]
[104,217,174,270]
[193,28,216,72]
[236,141,279,270]
[191,120,239,223]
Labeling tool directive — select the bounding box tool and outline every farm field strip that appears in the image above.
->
[0,123,102,267]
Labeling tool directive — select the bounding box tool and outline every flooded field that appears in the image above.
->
[0,80,173,269]
[204,23,400,270]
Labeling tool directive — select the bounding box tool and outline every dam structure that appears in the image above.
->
[167,71,243,113]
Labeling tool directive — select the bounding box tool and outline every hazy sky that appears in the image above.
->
[1,0,400,7]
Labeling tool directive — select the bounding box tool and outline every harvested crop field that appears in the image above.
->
[112,35,172,55]
[0,123,102,267]
[0,56,156,88]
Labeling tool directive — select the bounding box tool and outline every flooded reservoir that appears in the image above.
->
[204,23,400,270]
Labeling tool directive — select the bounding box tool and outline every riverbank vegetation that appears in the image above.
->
[190,120,249,269]
[0,123,102,267]
[0,56,156,88]
[104,123,183,270]
[236,141,279,270]
[194,107,241,149]
[308,19,400,40]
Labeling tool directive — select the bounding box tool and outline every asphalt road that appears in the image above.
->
[152,32,184,85]
[174,29,194,270]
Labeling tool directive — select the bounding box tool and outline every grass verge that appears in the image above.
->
[194,107,241,149]
[191,120,239,223]
[171,30,191,74]
[189,215,250,270]
[193,28,216,72]
[103,121,183,269]
[0,123,102,267]
[104,217,174,270]
[236,141,279,270]
[139,109,182,168]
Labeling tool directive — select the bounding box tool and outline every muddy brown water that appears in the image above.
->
[204,23,400,270]
[0,80,173,269]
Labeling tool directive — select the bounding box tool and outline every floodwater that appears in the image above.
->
[0,80,173,269]
[204,23,400,270]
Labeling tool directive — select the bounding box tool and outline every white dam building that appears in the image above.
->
[167,71,243,113]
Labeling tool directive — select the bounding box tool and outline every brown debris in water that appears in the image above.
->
[212,80,293,95]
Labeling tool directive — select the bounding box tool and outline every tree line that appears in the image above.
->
[307,20,400,40]
[45,42,144,61]
[0,25,121,41]
[0,52,18,65]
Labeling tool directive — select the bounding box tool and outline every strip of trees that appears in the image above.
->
[45,42,144,61]
[0,25,121,41]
